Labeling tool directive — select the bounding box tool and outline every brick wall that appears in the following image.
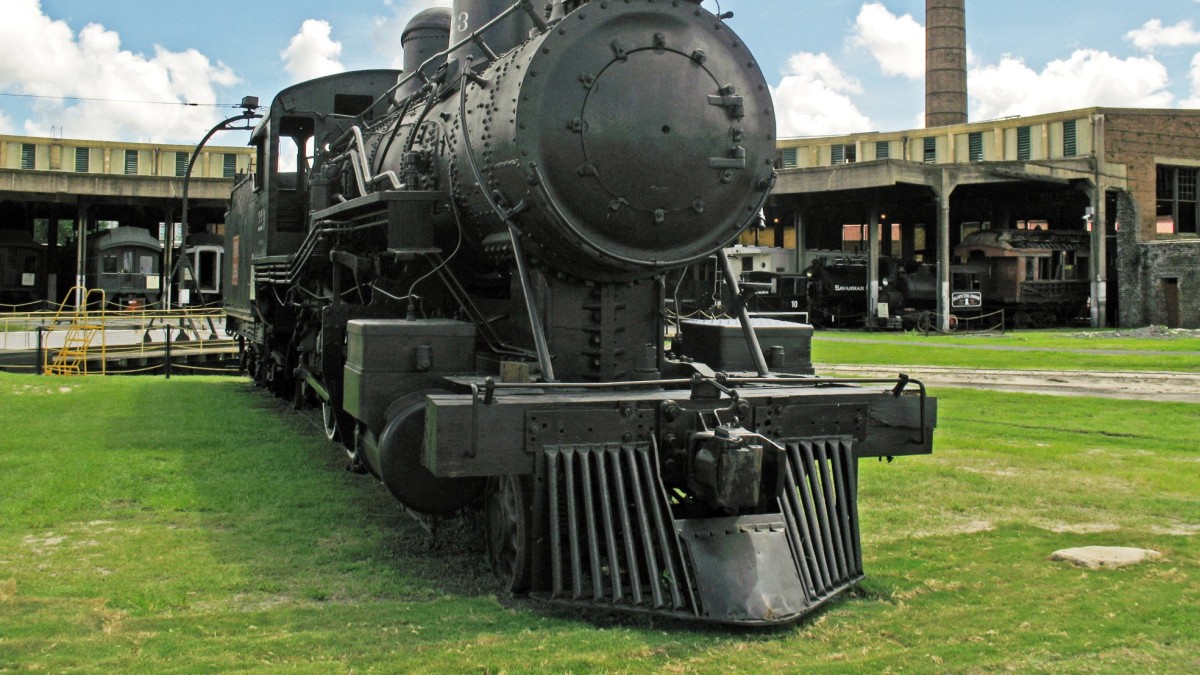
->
[1104,110,1200,328]
[1103,110,1200,241]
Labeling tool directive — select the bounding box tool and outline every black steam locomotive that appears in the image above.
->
[224,0,935,625]
[803,256,940,328]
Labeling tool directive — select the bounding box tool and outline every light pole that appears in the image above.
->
[167,96,261,309]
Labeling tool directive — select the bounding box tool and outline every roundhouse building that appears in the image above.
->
[766,108,1200,330]
[0,134,253,304]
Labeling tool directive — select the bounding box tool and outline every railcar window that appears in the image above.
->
[333,94,374,117]
[103,255,118,274]
[121,252,134,273]
[1038,256,1053,281]
[255,140,266,191]
[1063,251,1077,279]
[199,250,219,287]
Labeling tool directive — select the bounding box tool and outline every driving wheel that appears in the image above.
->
[485,474,532,594]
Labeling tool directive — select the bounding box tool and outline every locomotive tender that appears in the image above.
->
[224,0,935,625]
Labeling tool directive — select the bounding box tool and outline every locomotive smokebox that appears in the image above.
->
[450,0,777,281]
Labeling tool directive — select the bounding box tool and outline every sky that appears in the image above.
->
[1,0,1199,146]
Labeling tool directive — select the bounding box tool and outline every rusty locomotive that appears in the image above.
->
[223,0,935,625]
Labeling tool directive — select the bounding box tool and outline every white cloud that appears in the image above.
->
[281,19,345,81]
[0,0,239,143]
[848,1,925,79]
[772,53,873,136]
[1126,19,1200,52]
[1183,53,1200,108]
[970,50,1173,120]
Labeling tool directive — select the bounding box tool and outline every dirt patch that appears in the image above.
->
[814,364,1200,402]
[1033,520,1121,534]
[958,466,1019,478]
[22,533,67,554]
[1150,523,1200,536]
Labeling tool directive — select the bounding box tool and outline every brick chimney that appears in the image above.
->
[925,0,967,127]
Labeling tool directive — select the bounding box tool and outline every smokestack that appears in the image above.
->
[925,0,967,127]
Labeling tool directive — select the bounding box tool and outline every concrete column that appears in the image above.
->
[1090,186,1108,327]
[793,210,805,274]
[1090,112,1109,328]
[74,201,90,310]
[47,206,60,304]
[936,184,953,331]
[868,208,881,324]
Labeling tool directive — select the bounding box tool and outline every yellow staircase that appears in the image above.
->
[44,287,108,376]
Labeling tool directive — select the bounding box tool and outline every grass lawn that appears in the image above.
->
[1,373,1197,672]
[812,329,1200,372]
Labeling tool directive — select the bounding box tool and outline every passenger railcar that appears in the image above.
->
[954,228,1090,328]
[180,231,224,305]
[224,0,935,625]
[87,226,163,308]
[0,229,46,310]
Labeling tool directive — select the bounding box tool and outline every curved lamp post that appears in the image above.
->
[167,96,261,309]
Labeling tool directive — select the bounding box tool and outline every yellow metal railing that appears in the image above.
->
[44,286,108,375]
[0,287,233,375]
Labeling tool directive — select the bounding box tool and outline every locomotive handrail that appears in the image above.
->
[328,126,402,195]
[457,61,556,382]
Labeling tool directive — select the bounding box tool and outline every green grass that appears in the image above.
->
[813,328,1200,372]
[1,373,1197,672]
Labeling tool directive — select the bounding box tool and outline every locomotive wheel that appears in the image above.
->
[378,392,485,515]
[485,475,532,594]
